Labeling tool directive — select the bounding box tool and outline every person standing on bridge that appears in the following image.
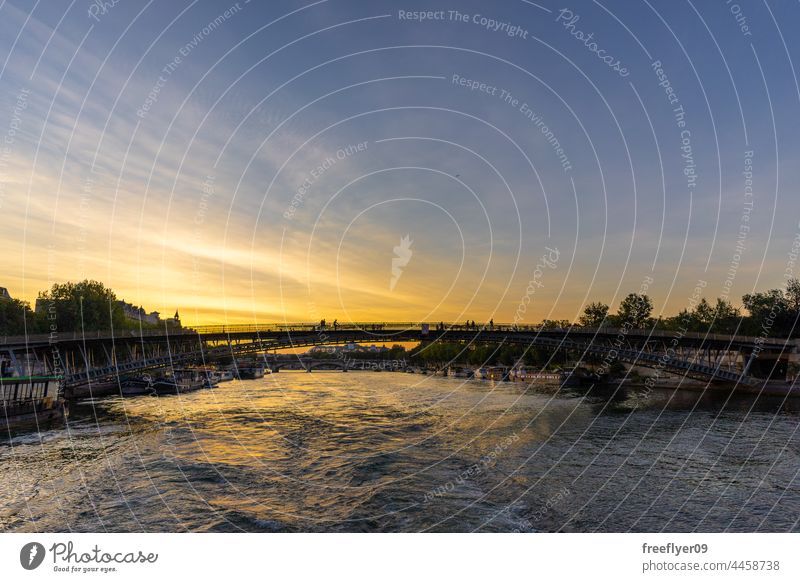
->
[489,319,494,330]
[333,319,338,330]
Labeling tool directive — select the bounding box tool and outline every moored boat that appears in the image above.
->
[120,376,155,396]
[510,367,561,384]
[215,369,234,382]
[473,367,490,380]
[486,366,510,381]
[236,365,265,379]
[121,371,206,396]
[447,366,472,378]
[184,367,221,389]
[0,376,66,431]
[171,368,212,392]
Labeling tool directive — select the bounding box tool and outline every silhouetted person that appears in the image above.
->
[333,319,338,330]
[490,319,494,330]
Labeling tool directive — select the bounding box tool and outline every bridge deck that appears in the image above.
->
[1,323,793,350]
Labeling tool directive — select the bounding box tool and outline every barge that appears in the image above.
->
[236,365,265,379]
[0,376,66,431]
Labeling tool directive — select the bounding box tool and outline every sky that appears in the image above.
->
[1,0,800,326]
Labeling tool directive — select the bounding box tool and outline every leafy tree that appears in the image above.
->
[35,280,127,332]
[784,278,800,337]
[741,288,789,335]
[658,309,690,332]
[410,341,565,369]
[709,298,741,334]
[786,277,800,312]
[388,344,407,360]
[579,302,609,327]
[742,288,786,320]
[616,293,653,328]
[692,298,716,327]
[0,298,35,335]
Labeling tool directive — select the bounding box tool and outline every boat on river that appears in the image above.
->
[473,367,490,380]
[236,365,265,379]
[509,367,562,383]
[0,376,66,431]
[121,369,212,396]
[121,374,183,396]
[447,366,473,378]
[215,369,234,382]
[171,368,215,391]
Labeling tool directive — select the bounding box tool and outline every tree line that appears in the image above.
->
[408,341,562,368]
[0,280,162,335]
[579,278,800,337]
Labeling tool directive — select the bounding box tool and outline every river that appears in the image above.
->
[2,372,798,532]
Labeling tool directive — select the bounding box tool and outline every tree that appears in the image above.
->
[35,280,126,332]
[786,277,800,312]
[742,288,786,319]
[741,288,788,335]
[659,308,690,332]
[579,302,609,327]
[692,298,715,327]
[710,298,740,334]
[784,278,800,337]
[616,293,653,328]
[0,298,34,335]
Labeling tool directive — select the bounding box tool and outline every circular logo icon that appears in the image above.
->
[20,542,46,570]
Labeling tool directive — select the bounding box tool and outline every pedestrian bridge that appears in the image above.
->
[1,322,796,388]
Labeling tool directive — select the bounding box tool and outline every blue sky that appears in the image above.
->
[1,0,799,324]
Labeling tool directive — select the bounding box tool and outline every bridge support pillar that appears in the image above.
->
[742,351,755,377]
[786,342,800,382]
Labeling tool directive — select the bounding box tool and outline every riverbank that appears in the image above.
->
[403,364,800,398]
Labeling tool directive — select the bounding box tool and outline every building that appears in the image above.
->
[163,310,181,327]
[0,287,11,301]
[117,301,161,325]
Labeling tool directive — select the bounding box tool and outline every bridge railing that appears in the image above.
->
[181,324,797,346]
[1,322,795,348]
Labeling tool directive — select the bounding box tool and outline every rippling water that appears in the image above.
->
[1,372,799,532]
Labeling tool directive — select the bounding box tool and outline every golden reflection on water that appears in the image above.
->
[114,374,589,469]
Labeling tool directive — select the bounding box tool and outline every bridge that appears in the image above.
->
[263,355,407,373]
[0,322,796,390]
